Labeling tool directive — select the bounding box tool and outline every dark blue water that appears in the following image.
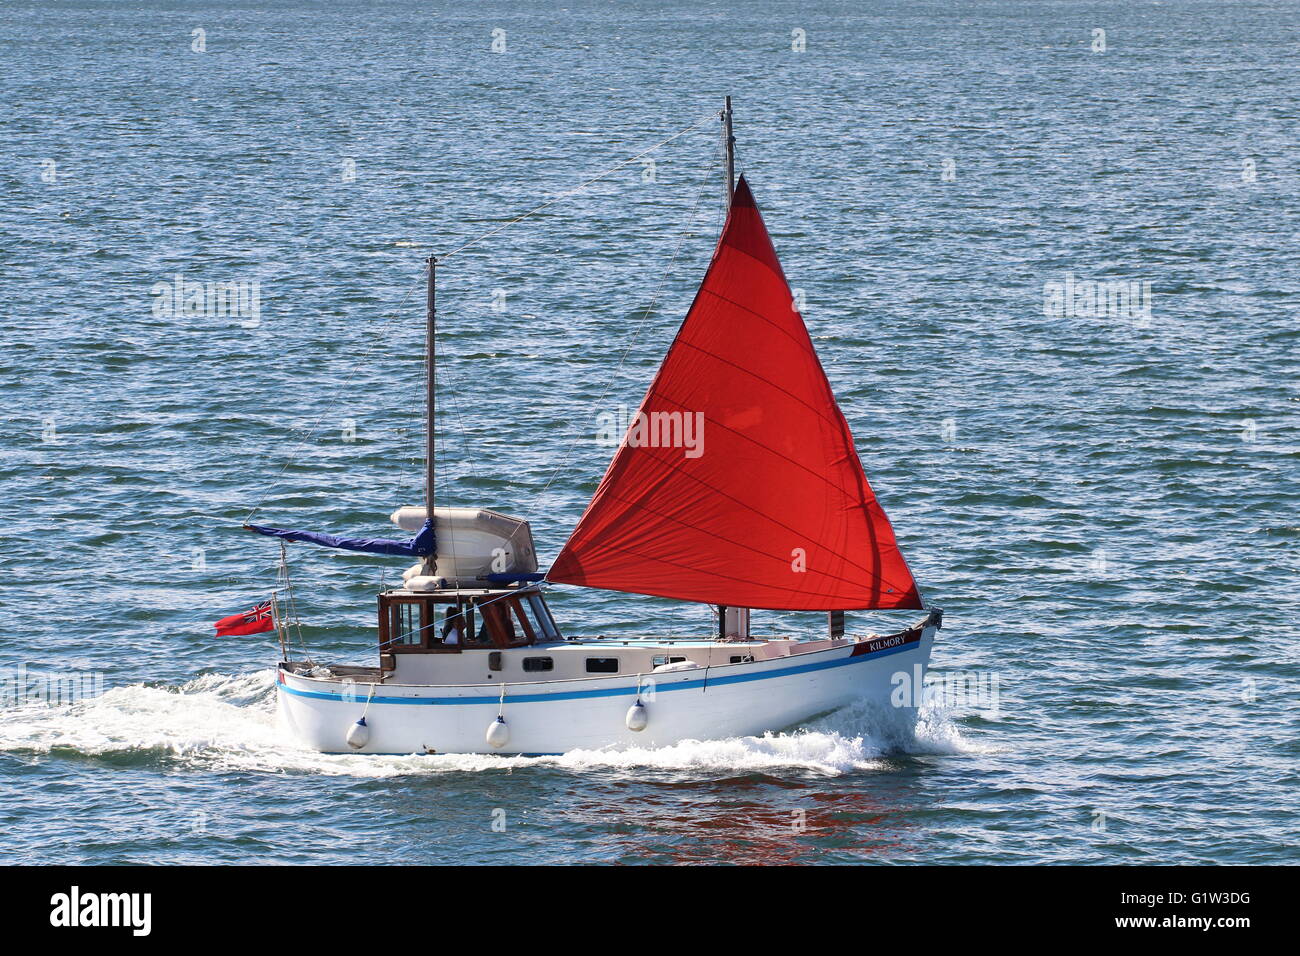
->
[1,0,1297,864]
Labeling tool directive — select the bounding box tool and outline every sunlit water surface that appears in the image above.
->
[1,0,1296,864]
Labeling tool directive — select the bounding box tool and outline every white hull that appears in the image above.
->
[277,624,936,755]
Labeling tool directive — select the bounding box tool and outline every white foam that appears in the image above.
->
[553,730,886,775]
[0,671,987,778]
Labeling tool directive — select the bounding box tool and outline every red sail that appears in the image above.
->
[548,177,922,611]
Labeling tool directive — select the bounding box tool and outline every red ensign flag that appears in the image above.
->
[214,601,275,636]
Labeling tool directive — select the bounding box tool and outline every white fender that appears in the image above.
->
[486,715,510,749]
[346,716,370,750]
[625,699,648,732]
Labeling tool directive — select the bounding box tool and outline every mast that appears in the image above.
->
[424,255,437,574]
[719,97,745,640]
[722,95,735,201]
[549,127,926,615]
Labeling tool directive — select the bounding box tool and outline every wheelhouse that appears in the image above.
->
[377,586,561,657]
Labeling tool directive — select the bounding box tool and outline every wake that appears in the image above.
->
[0,670,989,778]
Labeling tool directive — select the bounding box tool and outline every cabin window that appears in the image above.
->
[434,601,474,648]
[475,601,511,647]
[467,604,497,648]
[472,597,534,649]
[378,596,469,654]
[522,657,554,673]
[527,594,560,641]
[389,602,424,647]
[652,655,688,668]
[586,657,619,674]
[474,597,535,648]
[503,599,535,646]
[729,655,753,664]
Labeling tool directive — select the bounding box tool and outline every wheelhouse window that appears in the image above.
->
[380,596,472,654]
[436,601,474,648]
[526,594,561,641]
[379,591,545,654]
[502,599,535,646]
[475,596,535,648]
[472,601,509,647]
[389,601,424,647]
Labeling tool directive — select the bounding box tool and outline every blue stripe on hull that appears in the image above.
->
[278,636,924,707]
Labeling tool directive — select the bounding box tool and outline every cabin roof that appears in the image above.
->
[380,585,539,600]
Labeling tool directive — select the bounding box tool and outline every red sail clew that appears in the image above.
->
[548,177,922,611]
[214,601,275,636]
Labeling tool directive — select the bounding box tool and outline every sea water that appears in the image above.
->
[1,0,1296,864]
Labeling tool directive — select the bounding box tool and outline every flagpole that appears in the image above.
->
[425,255,437,576]
[271,589,287,661]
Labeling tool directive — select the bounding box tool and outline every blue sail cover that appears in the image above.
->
[245,519,435,557]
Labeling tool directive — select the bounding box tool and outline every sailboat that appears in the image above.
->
[257,100,942,755]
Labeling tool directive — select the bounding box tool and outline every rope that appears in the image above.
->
[277,539,313,666]
[241,272,424,526]
[437,111,719,261]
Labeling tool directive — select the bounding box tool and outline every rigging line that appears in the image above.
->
[419,129,717,589]
[241,270,425,525]
[432,423,464,602]
[428,360,533,599]
[536,152,717,571]
[437,111,719,262]
[278,540,313,665]
[242,113,716,527]
[270,587,288,661]
[429,361,482,490]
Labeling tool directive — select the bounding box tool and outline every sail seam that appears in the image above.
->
[549,534,903,608]
[576,481,908,594]
[666,337,839,428]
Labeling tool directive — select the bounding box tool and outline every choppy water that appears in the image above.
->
[1,0,1297,864]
